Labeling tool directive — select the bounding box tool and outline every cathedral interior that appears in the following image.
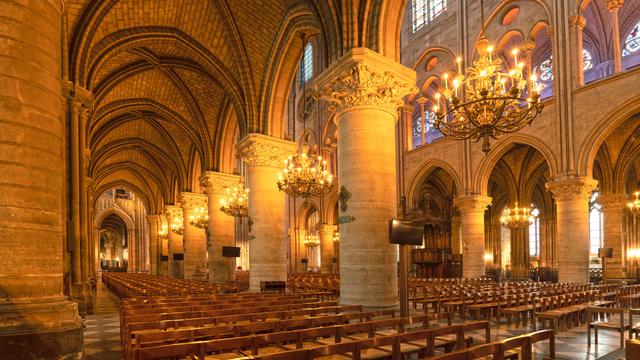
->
[3,0,640,359]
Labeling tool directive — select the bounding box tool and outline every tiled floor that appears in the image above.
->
[82,285,628,360]
[83,281,122,359]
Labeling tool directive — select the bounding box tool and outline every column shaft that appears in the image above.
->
[0,0,82,356]
[609,4,623,73]
[237,134,296,291]
[454,196,492,278]
[179,192,208,280]
[164,205,183,278]
[200,171,241,283]
[318,224,338,273]
[599,194,627,279]
[315,48,416,308]
[546,178,597,283]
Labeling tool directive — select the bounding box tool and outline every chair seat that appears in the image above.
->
[203,352,250,360]
[590,321,629,330]
[359,348,392,360]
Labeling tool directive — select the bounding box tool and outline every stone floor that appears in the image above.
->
[83,281,122,359]
[82,285,628,359]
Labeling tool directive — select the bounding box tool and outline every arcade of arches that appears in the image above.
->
[2,0,640,358]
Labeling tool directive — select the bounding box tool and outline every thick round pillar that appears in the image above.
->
[318,224,338,273]
[598,194,627,280]
[200,171,241,283]
[316,48,416,308]
[146,215,161,275]
[454,196,492,278]
[237,134,296,291]
[546,177,597,283]
[0,0,82,356]
[179,193,208,280]
[164,205,183,278]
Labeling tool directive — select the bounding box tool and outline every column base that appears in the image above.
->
[70,283,89,317]
[0,298,83,359]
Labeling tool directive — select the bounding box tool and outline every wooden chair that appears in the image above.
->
[629,308,640,339]
[587,307,626,348]
[528,330,555,360]
[626,339,640,360]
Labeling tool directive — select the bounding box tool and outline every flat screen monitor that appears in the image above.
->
[222,246,241,258]
[388,219,424,246]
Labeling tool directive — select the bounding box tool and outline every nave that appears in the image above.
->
[86,272,640,359]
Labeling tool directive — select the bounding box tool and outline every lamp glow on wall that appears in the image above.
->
[304,234,320,247]
[332,231,340,243]
[627,191,640,214]
[158,223,168,239]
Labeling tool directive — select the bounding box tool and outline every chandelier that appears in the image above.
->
[628,191,640,214]
[158,223,168,239]
[219,183,249,219]
[170,217,183,235]
[277,146,333,198]
[304,233,320,247]
[427,1,543,153]
[500,202,537,229]
[332,231,340,243]
[189,207,208,230]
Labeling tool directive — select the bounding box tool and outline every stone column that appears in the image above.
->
[453,196,492,278]
[164,205,183,278]
[146,215,161,276]
[237,134,296,290]
[179,192,208,280]
[160,215,169,276]
[200,171,241,283]
[606,0,624,73]
[316,48,416,308]
[0,0,82,356]
[598,193,628,279]
[318,224,338,273]
[546,177,598,283]
[569,15,586,87]
[451,216,462,255]
[401,104,414,152]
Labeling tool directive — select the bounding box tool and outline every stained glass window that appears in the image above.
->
[302,42,313,83]
[535,49,593,82]
[528,208,540,257]
[623,22,640,56]
[412,0,447,33]
[589,192,603,258]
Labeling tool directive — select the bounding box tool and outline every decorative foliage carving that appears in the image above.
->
[199,171,241,195]
[453,195,492,213]
[315,63,417,114]
[545,178,598,202]
[597,194,628,210]
[178,192,207,210]
[605,0,624,11]
[236,134,296,168]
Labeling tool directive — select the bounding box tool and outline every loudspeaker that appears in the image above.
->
[389,219,424,246]
[222,246,241,258]
[598,248,613,258]
[173,253,184,261]
[161,255,169,261]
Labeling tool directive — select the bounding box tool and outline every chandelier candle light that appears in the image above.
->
[219,183,250,219]
[304,234,320,247]
[500,202,537,228]
[171,216,184,235]
[628,191,640,214]
[277,147,333,198]
[189,207,208,230]
[428,0,543,153]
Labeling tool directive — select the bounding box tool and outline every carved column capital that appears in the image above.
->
[569,15,587,30]
[199,171,242,195]
[453,195,492,213]
[163,205,183,220]
[146,214,162,223]
[315,48,417,116]
[545,26,554,39]
[178,192,208,210]
[597,193,628,210]
[606,0,624,11]
[236,133,296,168]
[545,177,598,202]
[317,223,338,236]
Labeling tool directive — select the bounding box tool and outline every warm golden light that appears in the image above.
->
[277,145,333,198]
[220,182,249,219]
[500,202,538,229]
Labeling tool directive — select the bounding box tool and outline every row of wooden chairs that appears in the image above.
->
[618,284,640,308]
[103,272,238,297]
[432,330,555,360]
[134,319,493,360]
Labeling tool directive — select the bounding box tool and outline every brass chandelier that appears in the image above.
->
[277,147,333,198]
[500,202,537,229]
[219,183,249,219]
[428,0,543,153]
[189,207,208,230]
[627,191,640,214]
[276,35,333,198]
[170,216,184,235]
[304,233,320,247]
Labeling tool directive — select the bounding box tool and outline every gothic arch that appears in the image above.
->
[406,159,462,208]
